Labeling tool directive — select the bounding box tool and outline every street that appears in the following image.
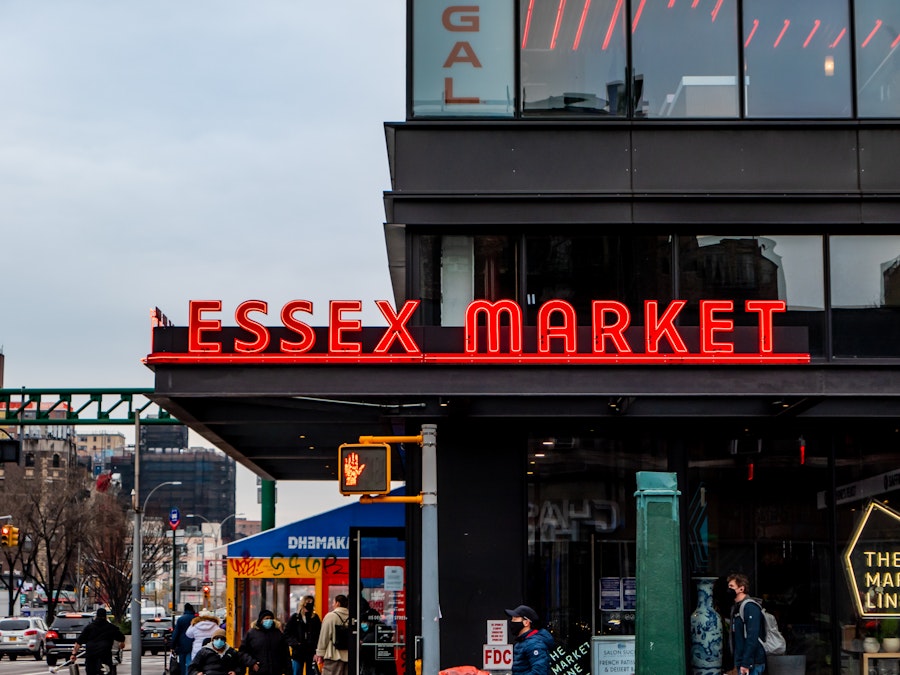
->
[0,651,168,675]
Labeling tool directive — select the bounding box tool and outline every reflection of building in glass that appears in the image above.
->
[680,237,783,302]
[881,255,900,307]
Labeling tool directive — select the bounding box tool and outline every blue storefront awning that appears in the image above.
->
[226,489,406,559]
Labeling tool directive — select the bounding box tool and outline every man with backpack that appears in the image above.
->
[315,595,350,675]
[727,573,767,675]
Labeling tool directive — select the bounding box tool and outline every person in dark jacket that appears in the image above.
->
[728,573,767,675]
[172,603,198,675]
[285,595,321,675]
[239,609,291,675]
[504,605,554,675]
[71,608,126,675]
[188,628,255,675]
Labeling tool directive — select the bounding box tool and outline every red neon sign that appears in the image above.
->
[144,298,810,366]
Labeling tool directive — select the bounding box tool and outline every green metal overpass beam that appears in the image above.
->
[0,388,179,425]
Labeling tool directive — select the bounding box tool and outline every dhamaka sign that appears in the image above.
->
[144,298,810,365]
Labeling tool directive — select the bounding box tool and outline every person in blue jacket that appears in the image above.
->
[728,574,767,675]
[504,605,554,675]
[172,603,198,675]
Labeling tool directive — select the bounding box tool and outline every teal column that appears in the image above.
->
[634,471,685,675]
[261,479,276,531]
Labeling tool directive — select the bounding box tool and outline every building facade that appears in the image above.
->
[146,1,900,673]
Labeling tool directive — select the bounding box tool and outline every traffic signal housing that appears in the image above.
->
[0,525,10,547]
[8,527,18,547]
[202,585,211,602]
[338,443,391,495]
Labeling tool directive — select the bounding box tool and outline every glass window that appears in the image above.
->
[527,433,667,653]
[687,431,833,672]
[834,426,900,674]
[631,0,739,118]
[855,0,900,117]
[525,235,672,323]
[413,1,515,117]
[830,235,900,357]
[678,235,825,356]
[415,234,518,326]
[520,0,627,115]
[743,0,852,117]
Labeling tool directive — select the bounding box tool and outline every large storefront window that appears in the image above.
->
[631,0,739,118]
[830,235,900,357]
[527,428,837,673]
[855,0,900,117]
[678,235,826,356]
[527,434,667,657]
[519,0,627,115]
[834,427,900,675]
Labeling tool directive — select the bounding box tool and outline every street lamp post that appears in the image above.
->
[186,512,242,609]
[130,435,182,675]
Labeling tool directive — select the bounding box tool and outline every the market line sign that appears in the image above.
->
[145,298,811,365]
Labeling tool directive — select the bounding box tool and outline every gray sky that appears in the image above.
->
[0,1,405,524]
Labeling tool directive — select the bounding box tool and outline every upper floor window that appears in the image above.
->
[411,0,890,118]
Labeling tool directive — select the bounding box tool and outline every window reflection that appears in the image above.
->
[856,0,900,117]
[830,236,900,308]
[520,0,627,115]
[831,236,900,358]
[743,0,852,117]
[678,236,824,355]
[631,0,739,118]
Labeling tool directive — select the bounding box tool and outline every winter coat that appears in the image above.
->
[731,598,767,669]
[284,612,321,661]
[76,618,125,660]
[172,610,197,655]
[511,628,554,675]
[187,617,223,659]
[239,621,291,675]
[188,644,255,675]
[315,607,350,663]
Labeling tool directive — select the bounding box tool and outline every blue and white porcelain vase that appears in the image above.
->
[690,577,723,675]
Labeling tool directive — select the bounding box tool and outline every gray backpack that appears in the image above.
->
[738,598,786,656]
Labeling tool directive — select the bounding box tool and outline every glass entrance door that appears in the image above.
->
[349,527,407,675]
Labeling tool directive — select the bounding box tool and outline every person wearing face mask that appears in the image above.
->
[285,596,322,675]
[503,605,554,675]
[239,610,292,675]
[188,629,255,675]
[727,573,767,675]
[187,612,224,664]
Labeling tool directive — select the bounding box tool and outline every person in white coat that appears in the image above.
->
[185,612,222,661]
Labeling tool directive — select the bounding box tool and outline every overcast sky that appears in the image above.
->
[0,1,405,524]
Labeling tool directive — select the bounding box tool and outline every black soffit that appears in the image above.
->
[148,363,900,483]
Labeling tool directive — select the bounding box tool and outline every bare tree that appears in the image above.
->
[81,492,169,621]
[19,475,91,623]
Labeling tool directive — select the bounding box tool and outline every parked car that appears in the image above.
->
[0,616,49,661]
[139,616,173,655]
[45,612,95,666]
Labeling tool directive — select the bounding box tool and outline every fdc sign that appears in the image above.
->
[483,645,513,670]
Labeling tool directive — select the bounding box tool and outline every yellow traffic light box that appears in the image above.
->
[9,527,19,547]
[0,525,9,547]
[338,443,391,495]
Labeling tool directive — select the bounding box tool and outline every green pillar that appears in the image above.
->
[634,471,685,675]
[261,479,276,531]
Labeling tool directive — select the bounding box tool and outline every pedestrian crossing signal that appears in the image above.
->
[338,444,391,495]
